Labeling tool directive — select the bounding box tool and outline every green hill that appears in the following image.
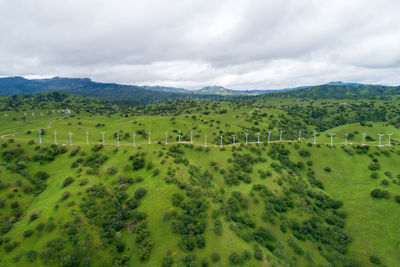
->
[0,93,399,266]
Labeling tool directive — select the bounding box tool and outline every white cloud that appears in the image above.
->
[0,0,399,89]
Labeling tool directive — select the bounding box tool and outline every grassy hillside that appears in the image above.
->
[0,94,399,267]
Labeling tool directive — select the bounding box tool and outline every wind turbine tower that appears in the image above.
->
[133,133,136,147]
[54,130,57,144]
[268,131,271,143]
[86,131,89,145]
[330,133,335,146]
[232,134,236,145]
[257,132,260,144]
[220,136,223,148]
[387,133,393,146]
[298,130,301,142]
[313,131,318,144]
[204,135,207,147]
[69,132,73,146]
[362,133,366,145]
[378,134,384,146]
[165,131,168,144]
[38,130,42,144]
[117,133,120,147]
[245,132,248,145]
[345,133,348,145]
[190,131,193,144]
[178,131,181,143]
[280,130,282,142]
[148,130,151,144]
[101,131,105,146]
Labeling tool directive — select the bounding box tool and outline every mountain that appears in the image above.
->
[0,77,223,104]
[268,83,400,99]
[193,86,273,96]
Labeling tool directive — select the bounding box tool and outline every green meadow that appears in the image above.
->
[0,93,399,266]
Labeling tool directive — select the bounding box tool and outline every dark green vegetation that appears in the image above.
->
[0,85,399,266]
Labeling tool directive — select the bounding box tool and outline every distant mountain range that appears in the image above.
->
[0,76,398,103]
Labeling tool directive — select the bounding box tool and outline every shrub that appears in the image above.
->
[23,229,34,238]
[134,187,147,200]
[115,240,126,253]
[395,195,400,203]
[61,191,71,200]
[26,250,38,262]
[161,251,173,267]
[229,252,242,265]
[370,173,379,179]
[62,177,74,188]
[369,255,381,265]
[253,245,263,261]
[298,149,310,157]
[370,189,390,199]
[29,212,39,221]
[211,252,220,262]
[172,193,184,207]
[324,167,332,173]
[34,171,50,180]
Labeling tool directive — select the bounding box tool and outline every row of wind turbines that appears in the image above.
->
[2,110,71,121]
[38,130,394,147]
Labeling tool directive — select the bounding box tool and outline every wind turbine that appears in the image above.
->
[220,136,223,148]
[190,131,193,144]
[267,131,271,143]
[54,130,57,144]
[204,135,207,147]
[245,132,248,145]
[330,133,335,146]
[165,131,168,144]
[69,132,73,146]
[101,131,106,146]
[178,131,181,143]
[257,132,260,144]
[133,133,136,147]
[313,131,318,144]
[362,133,366,146]
[298,130,301,142]
[86,131,89,145]
[378,134,384,146]
[279,130,283,142]
[117,133,120,147]
[387,133,393,146]
[38,130,42,144]
[148,130,151,144]
[344,133,348,145]
[232,134,236,145]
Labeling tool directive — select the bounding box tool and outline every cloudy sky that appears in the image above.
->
[1,0,400,90]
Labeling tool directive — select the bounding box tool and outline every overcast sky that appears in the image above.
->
[1,0,400,90]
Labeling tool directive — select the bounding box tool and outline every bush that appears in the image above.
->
[370,189,390,199]
[29,212,39,221]
[229,252,242,265]
[369,255,381,265]
[395,195,400,203]
[211,252,220,262]
[298,149,310,157]
[253,245,263,261]
[61,191,71,200]
[162,251,173,267]
[34,171,50,180]
[135,187,147,200]
[324,167,332,173]
[62,177,74,188]
[116,240,126,253]
[26,250,38,262]
[23,229,34,238]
